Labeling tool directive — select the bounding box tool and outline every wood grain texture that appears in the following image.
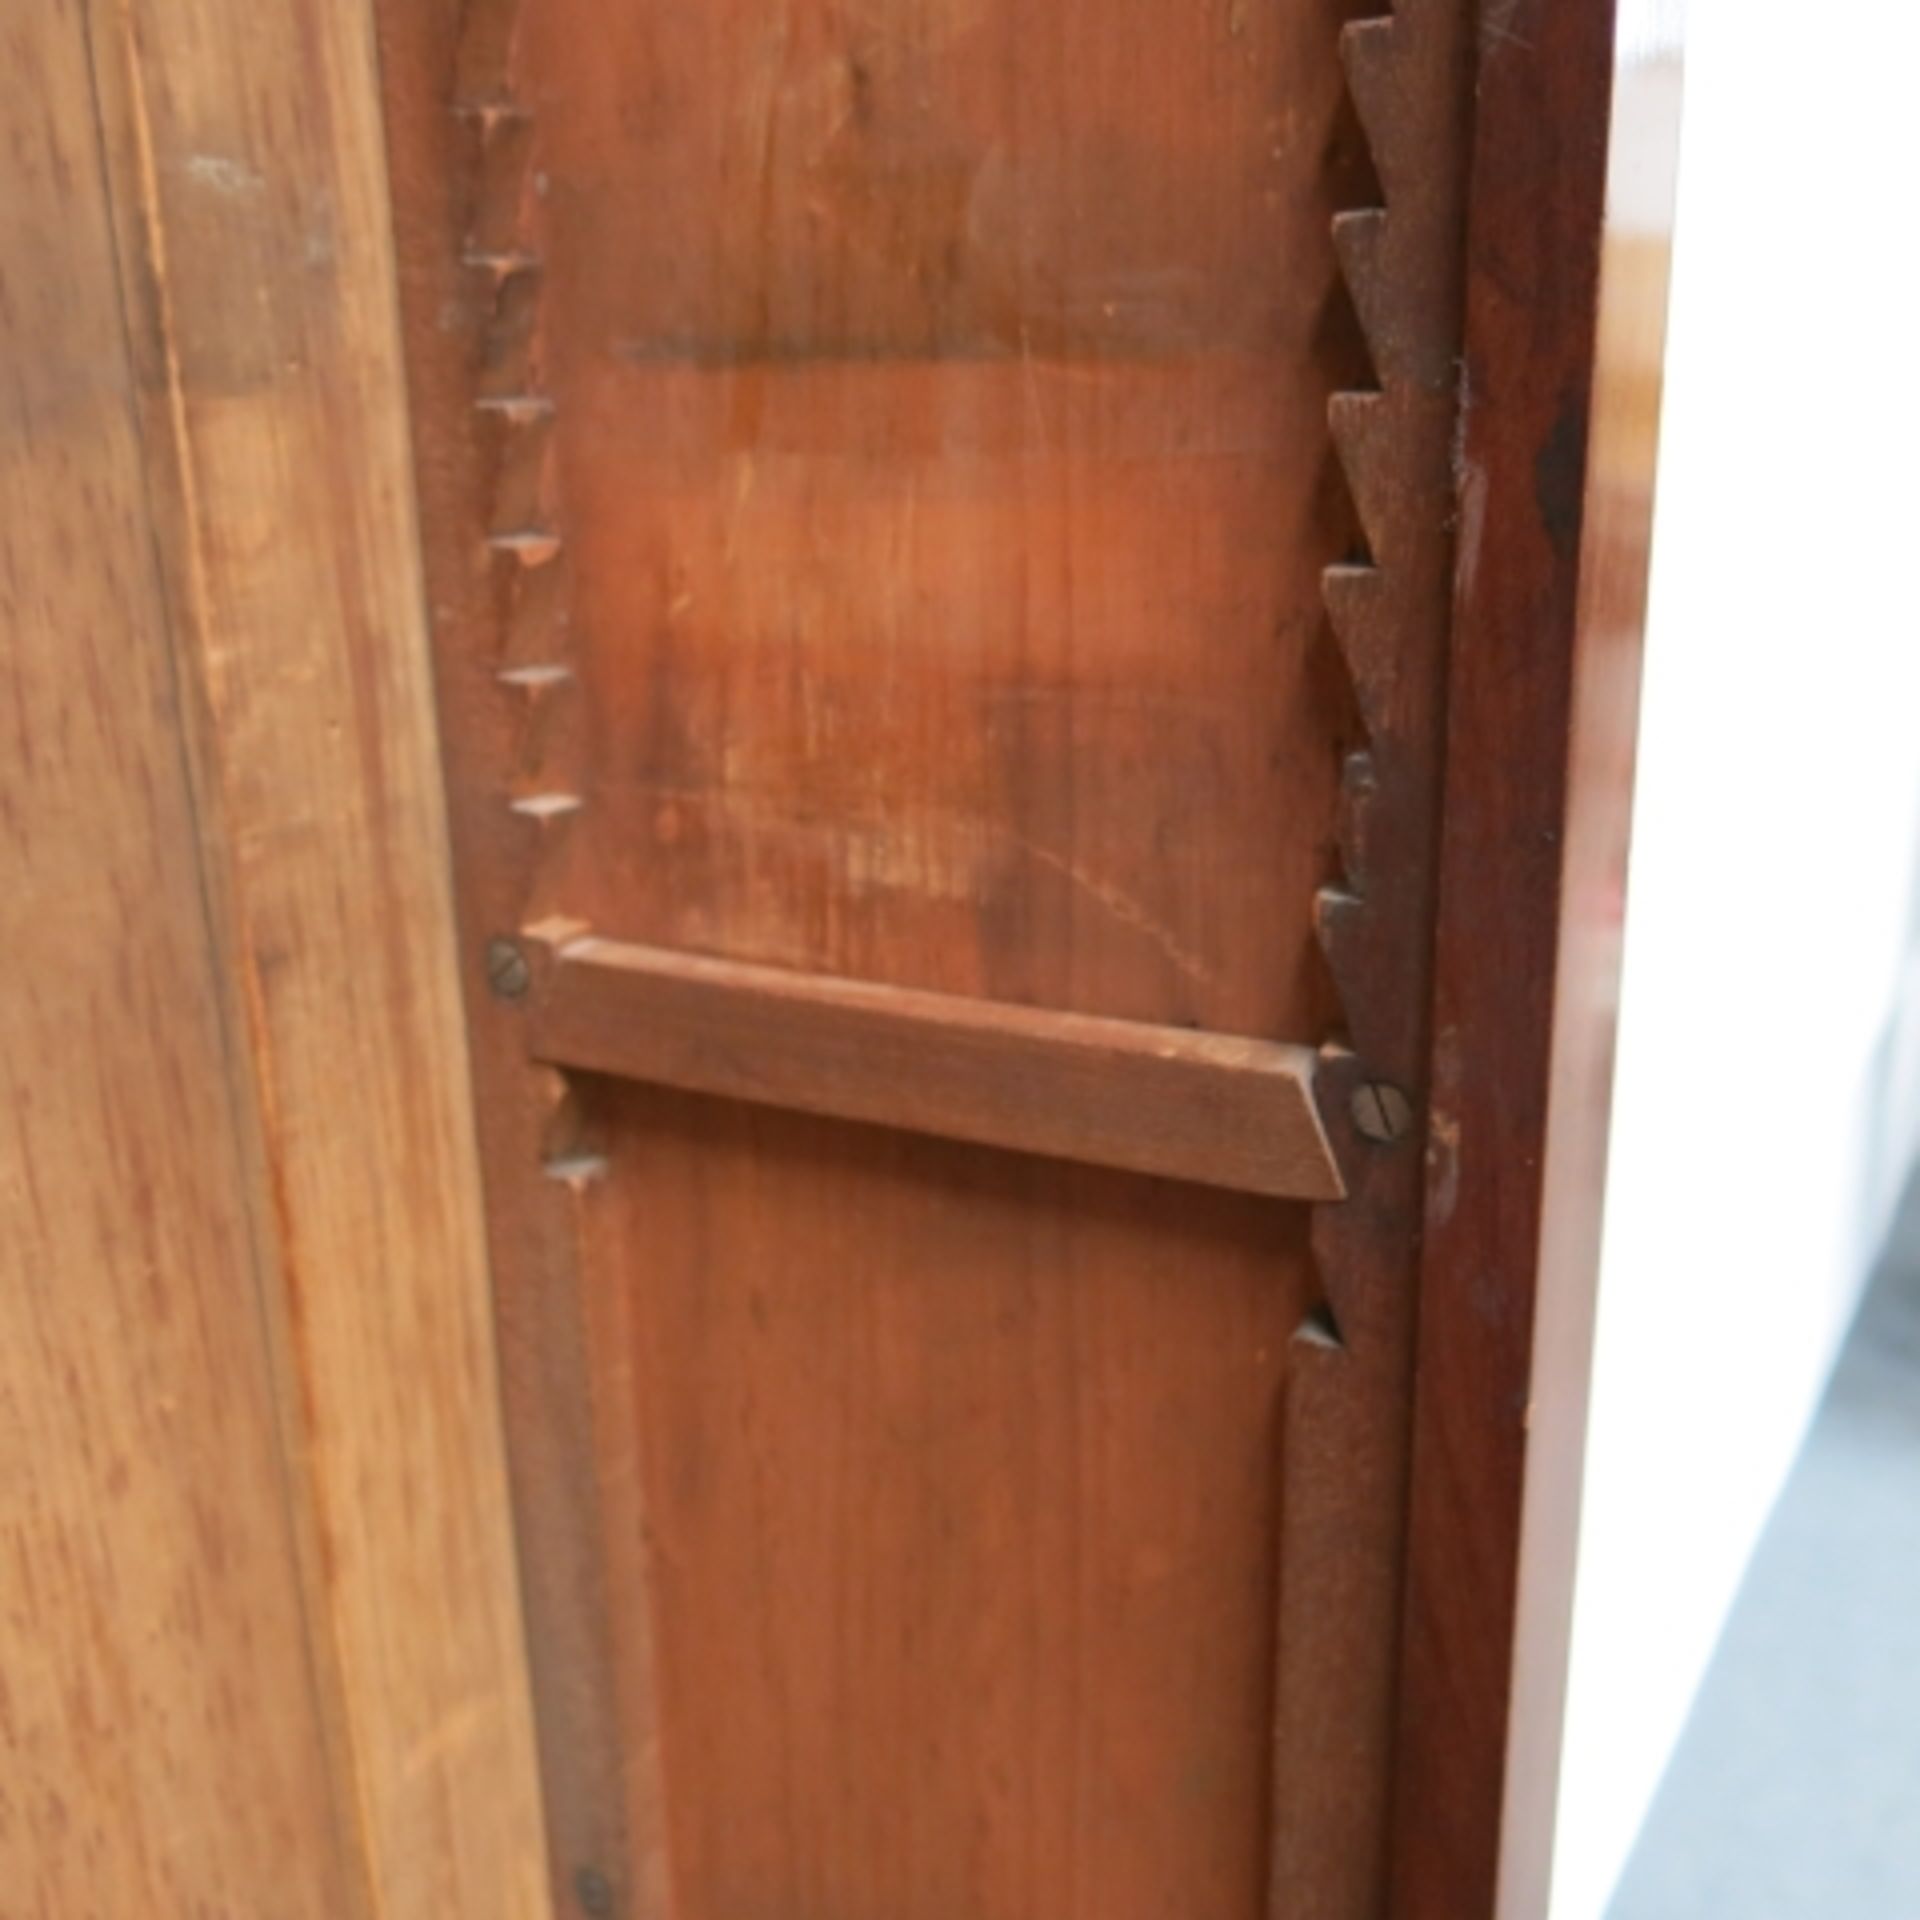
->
[0,4,350,1909]
[520,0,1356,1040]
[79,0,551,1912]
[1388,5,1682,1915]
[1275,4,1476,1912]
[576,1082,1314,1920]
[367,2,1465,1917]
[370,0,650,1901]
[526,934,1340,1200]
[372,5,1370,1913]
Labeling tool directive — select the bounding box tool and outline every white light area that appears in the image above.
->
[1616,0,1687,63]
[1550,1,1920,1915]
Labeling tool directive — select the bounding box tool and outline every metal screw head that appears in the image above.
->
[485,935,531,1001]
[1349,1079,1414,1145]
[573,1865,615,1917]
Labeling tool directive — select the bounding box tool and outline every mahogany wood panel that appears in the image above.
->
[514,0,1363,1038]
[526,933,1340,1200]
[370,0,1473,1916]
[575,1083,1314,1920]
[0,6,348,1908]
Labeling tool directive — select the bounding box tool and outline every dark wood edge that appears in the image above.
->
[365,6,640,1909]
[521,929,1344,1203]
[1387,4,1685,1915]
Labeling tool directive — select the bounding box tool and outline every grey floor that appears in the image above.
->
[1609,1174,1920,1917]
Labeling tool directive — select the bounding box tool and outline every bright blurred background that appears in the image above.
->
[1551,0,1920,1913]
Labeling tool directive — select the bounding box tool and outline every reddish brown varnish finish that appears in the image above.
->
[583,1085,1312,1920]
[1278,1,1474,1909]
[367,0,1521,1915]
[1390,5,1681,1917]
[525,0,1362,1036]
[525,933,1341,1201]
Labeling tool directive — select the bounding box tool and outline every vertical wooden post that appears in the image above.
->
[1389,3,1685,1914]
[0,7,352,1907]
[78,0,552,1911]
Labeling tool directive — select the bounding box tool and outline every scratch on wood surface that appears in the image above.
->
[1012,833,1221,991]
[398,1691,502,1786]
[183,152,265,196]
[1480,0,1534,55]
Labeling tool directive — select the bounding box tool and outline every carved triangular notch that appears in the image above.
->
[1294,1301,1347,1353]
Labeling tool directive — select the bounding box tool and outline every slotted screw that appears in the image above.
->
[573,1866,615,1918]
[1349,1079,1414,1145]
[485,935,531,1001]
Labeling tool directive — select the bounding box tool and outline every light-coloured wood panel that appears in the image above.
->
[81,0,550,1912]
[0,4,349,1910]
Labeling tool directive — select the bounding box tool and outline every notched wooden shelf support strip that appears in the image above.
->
[522,931,1344,1203]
